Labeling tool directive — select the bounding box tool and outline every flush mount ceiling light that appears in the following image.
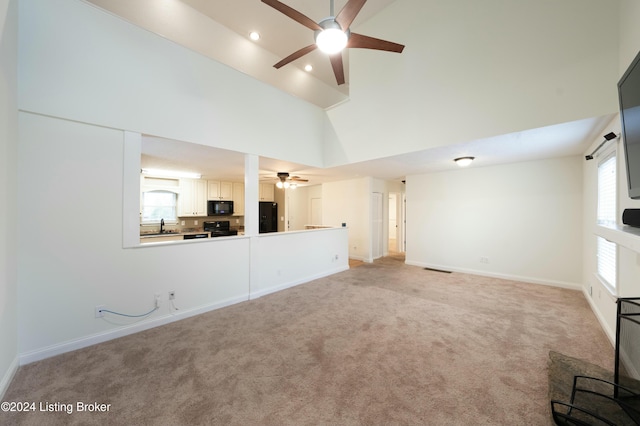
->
[249,31,260,41]
[304,64,313,72]
[454,157,475,167]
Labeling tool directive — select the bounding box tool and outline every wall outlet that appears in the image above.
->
[155,293,161,308]
[480,257,489,264]
[95,305,106,318]
[194,220,198,225]
[169,290,175,300]
[181,221,185,226]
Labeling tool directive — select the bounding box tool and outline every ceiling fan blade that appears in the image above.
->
[335,0,367,30]
[274,44,317,69]
[348,32,405,53]
[329,53,346,85]
[261,0,322,31]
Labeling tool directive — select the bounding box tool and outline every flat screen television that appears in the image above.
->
[618,49,640,199]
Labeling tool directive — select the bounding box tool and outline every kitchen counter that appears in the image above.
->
[140,229,243,243]
[140,231,208,244]
[140,231,201,239]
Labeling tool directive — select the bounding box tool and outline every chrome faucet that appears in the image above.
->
[160,218,165,234]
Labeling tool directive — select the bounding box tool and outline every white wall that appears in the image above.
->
[579,0,640,345]
[325,0,619,167]
[582,115,640,342]
[0,0,17,398]
[323,177,372,262]
[406,157,584,288]
[252,228,349,298]
[16,113,249,359]
[13,0,352,362]
[620,0,640,75]
[287,185,322,231]
[18,0,325,168]
[16,110,351,365]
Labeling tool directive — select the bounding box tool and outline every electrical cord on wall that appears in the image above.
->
[99,307,159,318]
[170,300,179,311]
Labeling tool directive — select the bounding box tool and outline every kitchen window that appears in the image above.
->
[141,190,177,224]
[596,152,617,290]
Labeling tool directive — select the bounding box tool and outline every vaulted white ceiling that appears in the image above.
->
[87,0,618,185]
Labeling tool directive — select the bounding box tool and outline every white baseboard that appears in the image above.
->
[0,356,19,400]
[404,260,582,291]
[19,295,248,365]
[250,265,349,299]
[348,255,367,262]
[581,287,616,346]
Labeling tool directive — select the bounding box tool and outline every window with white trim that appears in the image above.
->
[141,190,177,224]
[596,153,617,289]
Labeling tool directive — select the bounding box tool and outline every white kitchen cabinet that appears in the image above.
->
[208,181,233,200]
[233,182,244,216]
[179,178,207,217]
[259,183,274,201]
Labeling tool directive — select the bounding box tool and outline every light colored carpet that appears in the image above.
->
[2,255,613,425]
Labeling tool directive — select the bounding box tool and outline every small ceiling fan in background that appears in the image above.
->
[261,0,405,85]
[263,172,309,188]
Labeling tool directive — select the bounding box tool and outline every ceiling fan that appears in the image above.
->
[261,0,405,85]
[272,172,308,188]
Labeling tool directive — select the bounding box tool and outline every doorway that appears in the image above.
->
[389,192,405,253]
[372,192,383,260]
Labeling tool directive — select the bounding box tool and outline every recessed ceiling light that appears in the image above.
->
[249,31,260,41]
[304,64,313,72]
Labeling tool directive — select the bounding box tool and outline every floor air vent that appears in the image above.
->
[423,267,451,274]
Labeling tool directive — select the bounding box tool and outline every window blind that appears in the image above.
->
[597,153,617,289]
[597,155,616,226]
[597,236,617,288]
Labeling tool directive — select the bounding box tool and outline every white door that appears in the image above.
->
[372,192,383,259]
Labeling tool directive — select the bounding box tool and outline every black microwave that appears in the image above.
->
[207,200,233,216]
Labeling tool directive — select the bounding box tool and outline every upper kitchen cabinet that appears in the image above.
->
[178,178,207,217]
[259,183,274,202]
[233,182,244,216]
[208,181,233,200]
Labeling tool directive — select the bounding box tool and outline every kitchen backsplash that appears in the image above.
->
[141,215,244,233]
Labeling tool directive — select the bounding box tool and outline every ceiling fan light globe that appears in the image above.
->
[315,27,348,54]
[276,181,283,189]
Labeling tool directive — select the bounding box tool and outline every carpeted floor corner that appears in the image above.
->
[2,255,613,425]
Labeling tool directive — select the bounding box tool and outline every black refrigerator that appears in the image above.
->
[259,202,278,233]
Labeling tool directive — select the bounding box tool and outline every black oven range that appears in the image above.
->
[203,221,238,238]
